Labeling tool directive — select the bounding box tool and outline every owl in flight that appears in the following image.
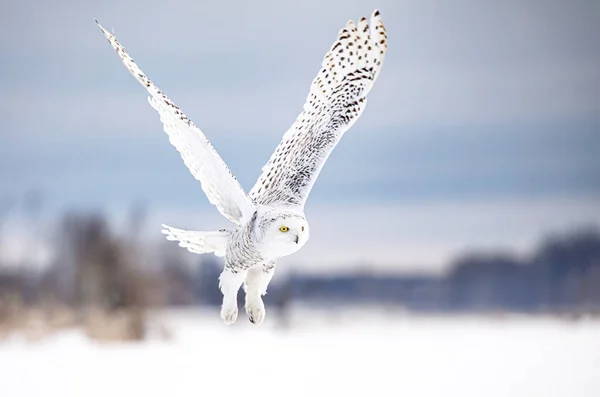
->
[96,9,387,325]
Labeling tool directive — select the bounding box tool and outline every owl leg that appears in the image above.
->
[218,268,247,325]
[244,265,275,325]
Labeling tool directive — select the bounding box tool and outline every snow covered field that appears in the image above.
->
[1,308,599,397]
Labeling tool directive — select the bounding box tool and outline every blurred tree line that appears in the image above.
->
[1,198,599,340]
[0,200,195,341]
[287,227,600,316]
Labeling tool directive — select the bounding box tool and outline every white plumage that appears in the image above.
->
[249,13,387,207]
[96,9,387,325]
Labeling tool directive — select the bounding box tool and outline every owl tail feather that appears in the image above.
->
[161,224,229,257]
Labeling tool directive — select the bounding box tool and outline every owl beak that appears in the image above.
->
[294,235,299,244]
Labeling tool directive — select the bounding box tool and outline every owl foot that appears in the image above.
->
[245,298,266,325]
[219,269,247,325]
[220,305,238,325]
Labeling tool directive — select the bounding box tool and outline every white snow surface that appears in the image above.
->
[1,308,599,397]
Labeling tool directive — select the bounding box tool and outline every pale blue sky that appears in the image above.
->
[0,0,599,270]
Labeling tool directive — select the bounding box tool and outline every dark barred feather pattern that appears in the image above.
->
[248,10,387,207]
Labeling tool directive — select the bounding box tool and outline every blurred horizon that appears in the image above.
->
[2,193,600,275]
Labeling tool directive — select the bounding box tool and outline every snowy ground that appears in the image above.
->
[1,307,599,397]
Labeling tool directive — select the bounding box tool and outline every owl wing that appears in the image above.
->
[95,21,255,225]
[248,10,387,207]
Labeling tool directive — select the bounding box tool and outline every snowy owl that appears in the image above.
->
[95,9,387,325]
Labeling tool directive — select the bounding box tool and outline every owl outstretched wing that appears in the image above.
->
[95,21,254,225]
[248,10,387,207]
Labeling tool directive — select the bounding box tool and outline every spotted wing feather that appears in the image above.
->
[248,10,387,207]
[95,21,254,225]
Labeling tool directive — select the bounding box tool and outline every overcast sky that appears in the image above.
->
[1,0,599,272]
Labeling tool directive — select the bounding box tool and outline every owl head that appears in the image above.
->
[254,207,310,259]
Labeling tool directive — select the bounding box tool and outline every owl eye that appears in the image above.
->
[279,226,289,233]
[301,226,305,232]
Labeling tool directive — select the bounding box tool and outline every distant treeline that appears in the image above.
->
[1,207,599,316]
[193,227,600,314]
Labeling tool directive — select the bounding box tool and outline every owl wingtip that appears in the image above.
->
[94,18,107,33]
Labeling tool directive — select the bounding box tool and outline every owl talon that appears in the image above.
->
[245,299,266,325]
[220,306,238,325]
